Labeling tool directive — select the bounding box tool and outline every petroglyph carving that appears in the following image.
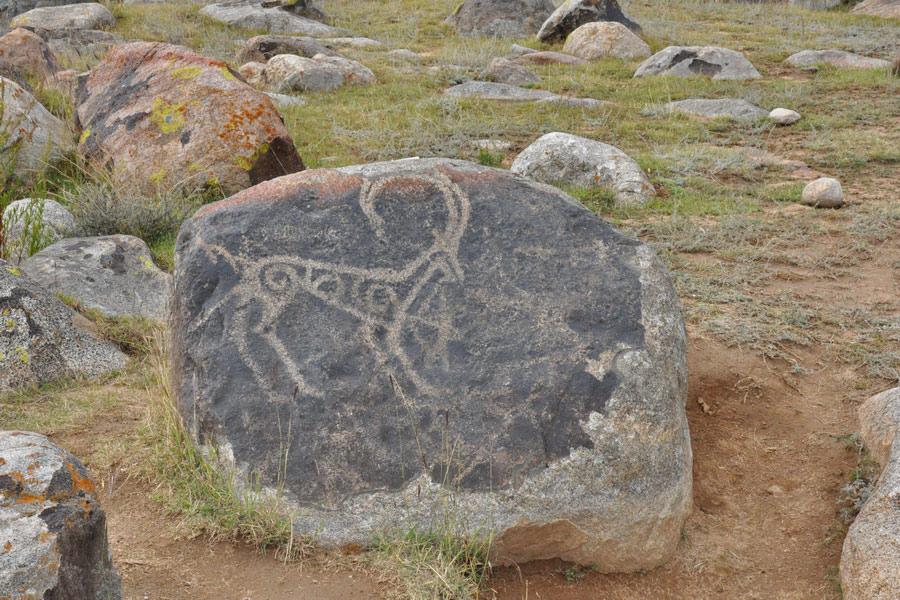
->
[188,171,471,399]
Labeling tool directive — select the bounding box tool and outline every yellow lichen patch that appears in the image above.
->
[15,347,28,363]
[235,142,270,171]
[149,168,168,184]
[79,126,91,145]
[5,266,21,276]
[220,67,236,81]
[149,97,188,134]
[171,66,203,80]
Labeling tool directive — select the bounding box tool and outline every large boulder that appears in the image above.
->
[446,0,555,37]
[840,387,900,600]
[562,21,650,61]
[172,157,692,569]
[660,98,767,121]
[0,0,69,25]
[200,0,343,37]
[22,235,172,320]
[785,49,891,70]
[0,431,122,600]
[9,3,115,30]
[851,0,900,18]
[236,34,340,64]
[511,132,654,205]
[75,42,304,195]
[537,0,642,42]
[0,259,125,391]
[1,197,75,264]
[0,27,60,85]
[634,46,761,80]
[0,75,72,183]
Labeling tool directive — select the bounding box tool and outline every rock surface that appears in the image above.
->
[0,258,125,391]
[480,57,541,85]
[0,27,60,85]
[635,45,761,80]
[0,75,72,183]
[0,431,122,600]
[511,132,654,205]
[841,387,900,600]
[447,0,555,37]
[562,21,650,60]
[769,107,801,125]
[0,0,69,24]
[22,235,172,320]
[34,28,124,66]
[10,3,115,30]
[200,0,344,36]
[2,198,75,263]
[172,157,691,569]
[537,0,642,42]
[75,42,304,195]
[236,34,340,64]
[851,0,900,18]
[661,98,767,121]
[515,50,589,65]
[801,177,844,208]
[444,80,557,101]
[785,49,890,70]
[263,53,374,92]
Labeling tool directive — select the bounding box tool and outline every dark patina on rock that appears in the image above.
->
[173,159,691,568]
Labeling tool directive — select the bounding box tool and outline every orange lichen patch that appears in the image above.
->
[66,461,94,495]
[0,457,5,466]
[16,493,45,504]
[37,532,53,544]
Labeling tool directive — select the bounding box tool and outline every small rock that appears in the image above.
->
[509,43,538,57]
[562,21,650,60]
[766,485,784,495]
[785,49,890,70]
[480,57,541,86]
[537,96,611,110]
[769,108,801,125]
[514,50,589,66]
[801,177,844,208]
[238,60,266,87]
[446,0,555,38]
[322,36,383,48]
[635,46,761,80]
[236,34,340,64]
[660,98,767,122]
[263,53,375,92]
[472,139,513,152]
[10,3,116,30]
[537,0,642,42]
[1,198,75,263]
[443,80,557,102]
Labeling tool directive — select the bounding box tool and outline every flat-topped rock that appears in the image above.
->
[173,157,691,569]
[0,431,122,600]
[537,0,642,42]
[515,50,589,65]
[785,49,890,70]
[200,0,345,36]
[446,0,555,37]
[661,98,767,121]
[10,3,115,30]
[635,46,761,80]
[444,80,558,101]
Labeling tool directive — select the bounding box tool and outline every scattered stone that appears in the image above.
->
[21,235,172,320]
[851,0,900,18]
[841,387,900,600]
[446,0,555,37]
[386,48,418,58]
[537,0,642,42]
[236,34,340,64]
[563,21,650,60]
[472,138,513,152]
[537,95,611,109]
[263,53,375,92]
[511,132,654,205]
[0,0,70,24]
[444,80,558,102]
[265,90,306,107]
[769,107,801,125]
[0,259,126,391]
[200,0,345,37]
[766,484,784,495]
[800,177,844,208]
[509,43,538,57]
[785,49,890,70]
[76,42,304,195]
[0,431,123,600]
[661,98,767,121]
[238,60,266,87]
[172,157,691,568]
[0,75,72,183]
[0,28,60,86]
[10,3,115,30]
[789,0,841,8]
[322,36,383,48]
[514,50,589,65]
[2,198,75,263]
[635,46,761,80]
[480,57,541,85]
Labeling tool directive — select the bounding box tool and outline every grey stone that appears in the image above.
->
[443,80,557,101]
[10,3,115,30]
[200,0,345,37]
[446,0,555,38]
[480,57,541,85]
[2,198,75,263]
[801,177,844,208]
[537,95,612,109]
[0,258,126,391]
[511,132,654,205]
[172,157,691,569]
[322,36,383,48]
[263,53,374,92]
[509,43,538,57]
[0,0,70,25]
[635,46,761,80]
[514,50,590,65]
[386,48,418,58]
[0,431,122,600]
[537,0,642,42]
[265,90,306,107]
[661,98,767,121]
[0,75,72,183]
[21,235,172,320]
[841,387,900,600]
[785,49,890,70]
[851,0,900,18]
[236,34,340,64]
[769,107,801,125]
[562,21,650,60]
[472,138,513,152]
[32,28,124,67]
